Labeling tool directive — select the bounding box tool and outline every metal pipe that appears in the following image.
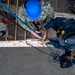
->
[24,31,26,40]
[7,0,10,7]
[5,0,10,41]
[15,0,19,40]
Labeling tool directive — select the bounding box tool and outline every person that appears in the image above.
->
[41,17,75,68]
[42,17,75,51]
[18,0,54,39]
[0,6,10,37]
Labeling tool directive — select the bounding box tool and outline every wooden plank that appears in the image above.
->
[0,39,54,47]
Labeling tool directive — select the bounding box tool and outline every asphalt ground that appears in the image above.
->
[0,47,75,75]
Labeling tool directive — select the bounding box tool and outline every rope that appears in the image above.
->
[26,41,60,63]
[26,41,50,55]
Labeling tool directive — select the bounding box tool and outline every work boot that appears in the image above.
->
[59,53,73,68]
[71,51,75,64]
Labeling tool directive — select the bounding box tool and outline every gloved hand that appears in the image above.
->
[41,39,50,45]
[36,28,46,34]
[39,27,47,40]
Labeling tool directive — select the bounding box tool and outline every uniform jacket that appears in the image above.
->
[0,6,8,36]
[44,17,75,51]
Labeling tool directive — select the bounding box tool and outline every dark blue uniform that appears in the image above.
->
[44,17,75,51]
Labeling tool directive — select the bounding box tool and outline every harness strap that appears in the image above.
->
[0,18,10,25]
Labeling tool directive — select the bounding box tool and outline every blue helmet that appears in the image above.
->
[26,0,42,20]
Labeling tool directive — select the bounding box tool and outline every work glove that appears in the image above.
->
[35,27,47,40]
[41,39,50,45]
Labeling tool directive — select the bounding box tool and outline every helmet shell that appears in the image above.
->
[26,0,42,20]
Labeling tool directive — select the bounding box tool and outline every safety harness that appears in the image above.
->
[57,22,75,51]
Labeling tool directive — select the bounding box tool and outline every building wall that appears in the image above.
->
[1,0,75,13]
[49,0,69,13]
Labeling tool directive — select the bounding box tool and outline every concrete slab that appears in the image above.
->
[0,47,75,75]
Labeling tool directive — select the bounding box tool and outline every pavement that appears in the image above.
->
[0,47,75,75]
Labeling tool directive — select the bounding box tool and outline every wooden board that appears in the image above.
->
[0,39,54,47]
